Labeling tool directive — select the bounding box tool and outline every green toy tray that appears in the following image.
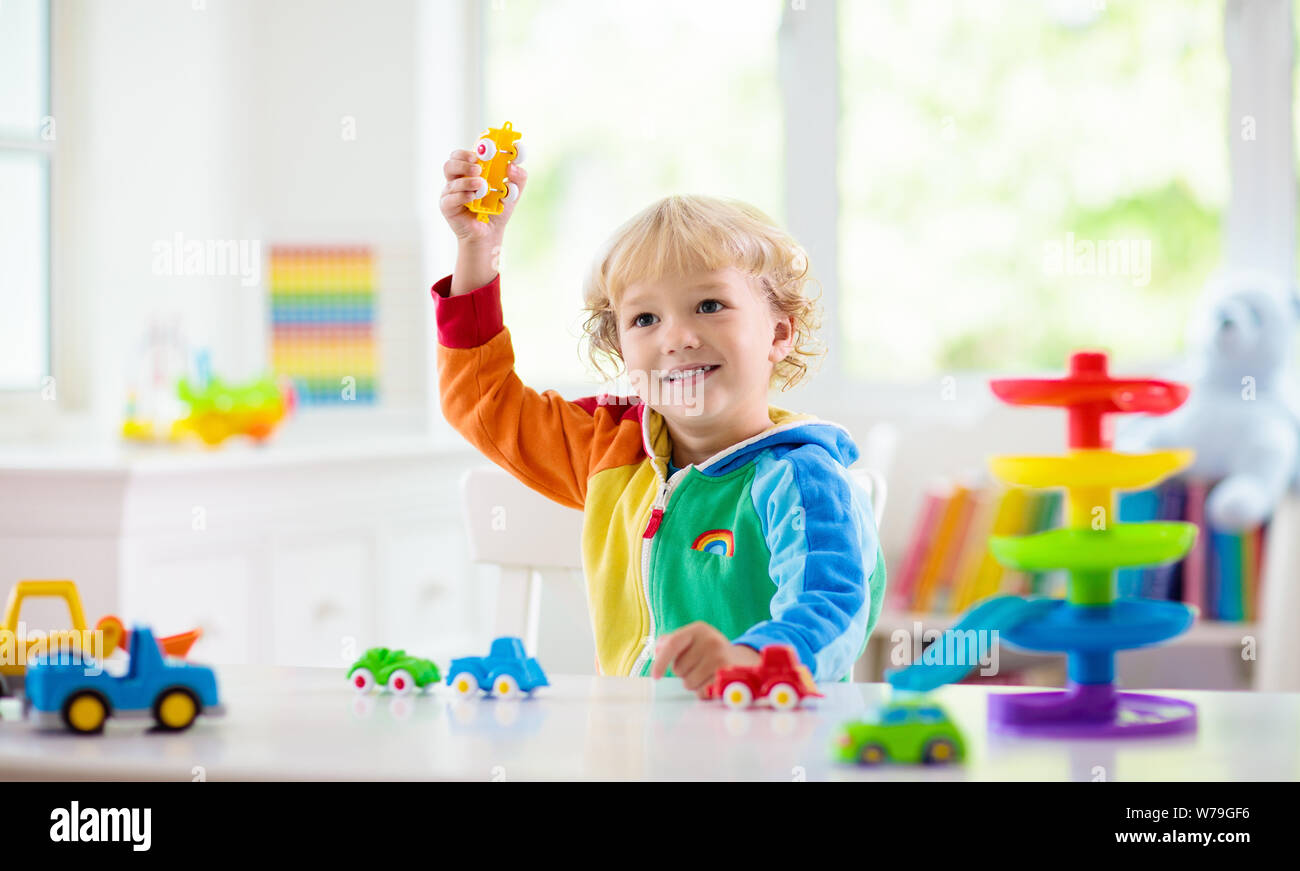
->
[989,522,1197,572]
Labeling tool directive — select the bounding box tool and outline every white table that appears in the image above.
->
[0,667,1296,781]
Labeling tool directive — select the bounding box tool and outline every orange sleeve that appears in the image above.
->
[432,274,644,509]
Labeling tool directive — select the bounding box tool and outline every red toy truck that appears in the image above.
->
[709,645,823,710]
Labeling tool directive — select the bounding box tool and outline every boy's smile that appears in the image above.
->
[617,267,795,468]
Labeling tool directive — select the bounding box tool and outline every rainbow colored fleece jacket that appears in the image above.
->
[432,274,886,681]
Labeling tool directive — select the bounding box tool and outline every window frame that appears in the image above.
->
[0,0,53,399]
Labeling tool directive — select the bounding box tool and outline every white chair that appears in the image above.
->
[460,462,889,668]
[459,465,584,657]
[849,466,888,532]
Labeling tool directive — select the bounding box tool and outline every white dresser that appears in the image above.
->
[0,435,498,670]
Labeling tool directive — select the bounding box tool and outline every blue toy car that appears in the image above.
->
[26,625,224,734]
[446,637,548,699]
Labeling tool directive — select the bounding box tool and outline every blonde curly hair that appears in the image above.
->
[579,195,826,392]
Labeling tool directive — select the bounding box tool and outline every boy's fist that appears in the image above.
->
[439,147,528,246]
[650,622,762,699]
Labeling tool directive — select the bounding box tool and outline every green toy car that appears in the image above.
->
[347,647,441,695]
[832,699,966,765]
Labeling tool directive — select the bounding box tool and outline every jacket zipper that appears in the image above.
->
[629,464,686,676]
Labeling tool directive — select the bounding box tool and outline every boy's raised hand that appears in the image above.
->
[651,621,762,699]
[439,148,528,248]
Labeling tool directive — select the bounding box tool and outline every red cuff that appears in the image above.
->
[430,273,504,348]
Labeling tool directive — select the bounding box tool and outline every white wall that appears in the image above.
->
[50,0,436,443]
[56,0,250,438]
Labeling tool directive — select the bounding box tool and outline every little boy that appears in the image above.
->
[434,147,885,695]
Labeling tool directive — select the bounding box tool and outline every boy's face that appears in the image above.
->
[616,267,794,427]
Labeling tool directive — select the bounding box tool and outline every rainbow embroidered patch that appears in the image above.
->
[690,529,735,557]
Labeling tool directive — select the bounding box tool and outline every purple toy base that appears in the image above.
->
[988,683,1197,738]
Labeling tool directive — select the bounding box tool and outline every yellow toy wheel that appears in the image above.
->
[492,674,521,699]
[63,691,109,735]
[451,671,480,698]
[722,681,754,710]
[858,742,887,765]
[923,737,959,764]
[153,688,200,731]
[767,682,800,711]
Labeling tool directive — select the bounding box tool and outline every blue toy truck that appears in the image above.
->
[26,625,224,734]
[446,637,548,699]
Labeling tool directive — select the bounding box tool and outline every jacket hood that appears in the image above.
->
[640,403,861,478]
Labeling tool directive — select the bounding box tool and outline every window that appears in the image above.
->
[482,0,783,390]
[478,1,1232,395]
[880,707,910,724]
[839,0,1228,379]
[0,0,52,392]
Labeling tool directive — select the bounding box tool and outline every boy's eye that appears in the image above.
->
[628,300,724,328]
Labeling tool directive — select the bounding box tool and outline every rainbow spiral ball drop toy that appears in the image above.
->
[889,351,1200,738]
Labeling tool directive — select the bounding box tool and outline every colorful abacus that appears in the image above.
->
[269,245,379,406]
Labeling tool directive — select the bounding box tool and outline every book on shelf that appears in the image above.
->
[890,483,946,612]
[894,475,1268,622]
[892,476,1057,615]
[1117,477,1267,621]
[914,479,976,613]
